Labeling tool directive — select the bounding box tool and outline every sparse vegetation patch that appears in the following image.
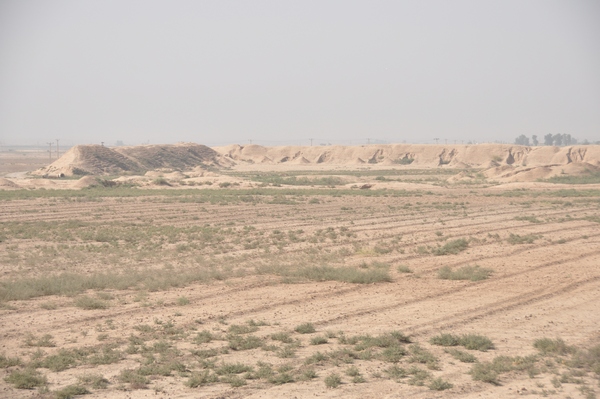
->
[437,265,493,281]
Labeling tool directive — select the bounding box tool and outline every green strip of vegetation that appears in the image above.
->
[257,264,392,284]
[0,266,225,302]
[0,187,435,201]
[541,172,600,184]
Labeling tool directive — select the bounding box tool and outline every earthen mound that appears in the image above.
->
[0,178,21,189]
[73,176,101,189]
[116,143,221,170]
[33,143,222,176]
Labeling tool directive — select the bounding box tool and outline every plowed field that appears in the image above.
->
[1,184,599,398]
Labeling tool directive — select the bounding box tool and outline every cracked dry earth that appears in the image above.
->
[0,185,599,399]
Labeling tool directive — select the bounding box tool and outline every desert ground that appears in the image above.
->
[1,144,599,399]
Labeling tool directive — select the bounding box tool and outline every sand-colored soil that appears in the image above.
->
[0,144,599,398]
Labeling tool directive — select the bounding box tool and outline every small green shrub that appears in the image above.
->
[294,323,316,334]
[254,362,274,379]
[431,333,493,351]
[381,345,407,363]
[191,348,219,358]
[276,345,296,358]
[269,372,295,385]
[77,373,109,389]
[186,370,219,387]
[299,367,318,380]
[227,334,262,351]
[514,215,542,223]
[437,265,493,281]
[470,355,538,383]
[228,324,259,334]
[406,366,431,386]
[54,384,89,399]
[397,265,413,273]
[0,353,22,368]
[340,366,357,377]
[118,369,149,389]
[570,344,600,374]
[176,296,190,305]
[247,319,269,327]
[460,334,495,351]
[38,349,80,371]
[432,238,469,256]
[534,338,574,355]
[507,233,540,244]
[384,365,406,380]
[430,333,460,347]
[445,348,478,363]
[87,347,121,365]
[310,336,328,345]
[324,373,342,388]
[24,333,56,347]
[291,265,392,284]
[428,377,453,391]
[193,330,214,344]
[40,302,59,310]
[216,362,253,375]
[74,296,109,310]
[222,375,246,387]
[304,351,328,365]
[408,344,439,369]
[271,332,293,343]
[4,368,47,389]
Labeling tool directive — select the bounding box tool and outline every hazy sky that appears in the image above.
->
[1,0,599,147]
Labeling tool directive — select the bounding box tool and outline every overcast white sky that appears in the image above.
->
[1,0,599,147]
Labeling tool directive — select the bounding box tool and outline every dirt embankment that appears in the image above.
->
[32,143,226,177]
[215,143,600,168]
[23,143,600,185]
[215,144,600,182]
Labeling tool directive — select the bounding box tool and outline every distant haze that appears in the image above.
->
[1,0,599,147]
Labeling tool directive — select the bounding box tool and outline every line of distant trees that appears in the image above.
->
[514,134,597,146]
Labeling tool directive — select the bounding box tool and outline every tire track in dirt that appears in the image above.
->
[404,231,600,275]
[312,248,600,328]
[106,245,599,330]
[222,214,596,266]
[406,275,600,337]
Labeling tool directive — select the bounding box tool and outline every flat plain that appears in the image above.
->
[1,148,599,399]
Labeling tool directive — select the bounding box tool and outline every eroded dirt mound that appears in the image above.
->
[0,178,21,189]
[214,143,600,168]
[72,176,101,189]
[485,162,600,182]
[115,143,221,171]
[27,143,600,184]
[33,143,222,177]
[32,145,143,177]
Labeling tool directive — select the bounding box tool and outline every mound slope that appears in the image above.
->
[33,143,222,176]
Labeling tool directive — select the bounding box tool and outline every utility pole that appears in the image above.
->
[56,139,60,158]
[367,138,370,145]
[433,138,439,144]
[309,138,313,146]
[46,142,53,161]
